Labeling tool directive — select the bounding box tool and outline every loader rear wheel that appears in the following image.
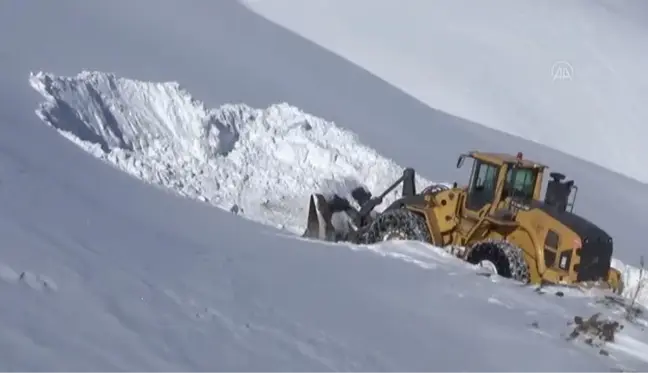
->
[360,209,432,245]
[467,239,530,284]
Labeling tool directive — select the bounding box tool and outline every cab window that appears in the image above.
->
[503,167,537,200]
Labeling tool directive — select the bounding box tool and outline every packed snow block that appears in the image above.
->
[28,71,437,235]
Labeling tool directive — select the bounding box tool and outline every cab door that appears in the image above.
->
[458,160,500,240]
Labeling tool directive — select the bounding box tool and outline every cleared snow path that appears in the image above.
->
[29,71,436,234]
[29,70,648,311]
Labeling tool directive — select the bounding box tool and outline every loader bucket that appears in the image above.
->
[302,193,338,241]
[302,192,362,242]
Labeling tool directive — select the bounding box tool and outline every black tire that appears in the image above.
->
[466,239,530,283]
[360,209,432,245]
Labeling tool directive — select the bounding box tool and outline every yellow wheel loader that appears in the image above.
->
[303,151,623,293]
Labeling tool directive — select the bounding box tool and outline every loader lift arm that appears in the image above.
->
[354,167,416,225]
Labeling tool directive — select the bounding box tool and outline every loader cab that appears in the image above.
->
[457,151,545,213]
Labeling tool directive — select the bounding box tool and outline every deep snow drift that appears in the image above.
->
[30,70,648,315]
[243,0,648,184]
[30,71,436,234]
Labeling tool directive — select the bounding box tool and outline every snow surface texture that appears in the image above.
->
[243,0,648,184]
[2,0,648,370]
[31,70,648,315]
[30,71,437,234]
[20,72,648,371]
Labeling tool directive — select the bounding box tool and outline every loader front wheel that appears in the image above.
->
[467,239,530,284]
[360,209,432,245]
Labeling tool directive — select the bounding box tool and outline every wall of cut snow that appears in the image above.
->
[29,71,435,234]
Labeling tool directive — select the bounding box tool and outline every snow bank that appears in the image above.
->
[612,258,648,311]
[28,71,435,234]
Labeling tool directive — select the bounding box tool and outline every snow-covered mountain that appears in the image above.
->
[1,0,647,370]
[244,0,648,184]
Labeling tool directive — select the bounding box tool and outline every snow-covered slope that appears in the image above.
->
[29,70,648,312]
[243,0,648,184]
[1,0,648,370]
[1,148,644,372]
[0,69,648,372]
